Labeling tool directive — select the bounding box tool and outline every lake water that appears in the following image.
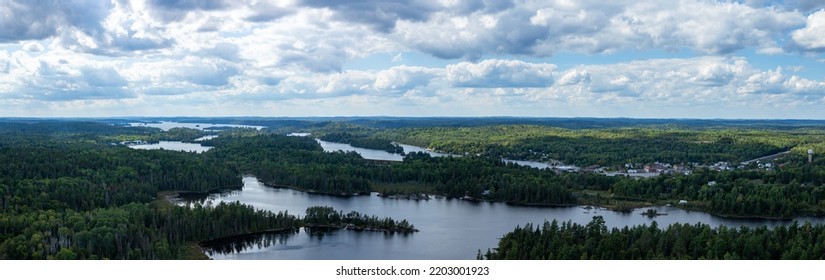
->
[316,138,573,172]
[184,176,825,260]
[129,121,264,131]
[316,139,405,161]
[315,139,455,161]
[193,135,219,141]
[125,121,249,153]
[315,139,453,161]
[502,159,555,169]
[129,141,212,153]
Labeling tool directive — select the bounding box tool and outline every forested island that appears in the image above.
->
[1,117,825,259]
[303,206,417,233]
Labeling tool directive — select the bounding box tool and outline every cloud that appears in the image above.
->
[300,0,438,32]
[197,42,241,61]
[120,56,240,97]
[235,9,400,73]
[146,0,231,22]
[549,57,825,107]
[742,0,825,14]
[374,66,437,91]
[395,0,805,59]
[1,1,824,118]
[446,59,555,88]
[0,0,176,55]
[244,3,294,22]
[738,67,825,95]
[0,0,111,42]
[29,64,133,101]
[791,9,825,52]
[0,50,135,101]
[692,63,737,86]
[22,42,44,53]
[557,69,592,86]
[0,52,9,74]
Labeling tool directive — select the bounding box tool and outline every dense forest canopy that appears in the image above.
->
[1,118,824,259]
[375,125,825,167]
[482,216,825,260]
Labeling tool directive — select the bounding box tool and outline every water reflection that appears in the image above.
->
[188,176,825,260]
[128,121,264,131]
[129,141,212,153]
[202,229,299,255]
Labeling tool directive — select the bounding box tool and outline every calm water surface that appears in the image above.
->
[129,141,212,153]
[184,177,825,260]
[142,125,825,259]
[315,139,453,161]
[129,121,264,131]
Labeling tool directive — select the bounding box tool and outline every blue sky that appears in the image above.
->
[1,0,824,119]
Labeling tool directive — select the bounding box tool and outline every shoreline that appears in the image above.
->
[198,228,301,247]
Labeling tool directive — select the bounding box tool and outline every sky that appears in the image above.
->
[1,0,825,119]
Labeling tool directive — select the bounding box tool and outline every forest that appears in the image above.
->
[374,125,825,167]
[303,206,416,233]
[198,132,825,218]
[482,216,825,260]
[318,132,404,154]
[2,118,825,259]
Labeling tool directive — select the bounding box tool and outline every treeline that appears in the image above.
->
[378,125,824,167]
[0,201,299,260]
[319,132,403,154]
[0,145,240,212]
[149,132,825,218]
[482,216,825,260]
[374,153,594,205]
[303,206,416,233]
[0,124,302,259]
[609,161,825,218]
[203,133,597,205]
[146,127,206,143]
[203,135,373,195]
[0,121,158,147]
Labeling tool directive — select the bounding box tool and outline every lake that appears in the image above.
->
[313,136,573,171]
[183,176,825,260]
[129,141,212,153]
[193,135,219,141]
[129,121,264,131]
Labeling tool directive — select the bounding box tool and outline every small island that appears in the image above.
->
[641,208,668,217]
[304,206,418,233]
[379,192,431,201]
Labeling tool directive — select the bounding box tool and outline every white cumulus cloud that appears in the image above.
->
[792,9,825,52]
[446,59,555,88]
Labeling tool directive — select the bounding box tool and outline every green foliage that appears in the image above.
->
[147,127,206,142]
[0,201,299,260]
[204,134,372,195]
[379,125,825,167]
[0,122,298,259]
[319,132,404,154]
[3,119,825,260]
[484,216,825,260]
[304,206,416,232]
[609,164,825,218]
